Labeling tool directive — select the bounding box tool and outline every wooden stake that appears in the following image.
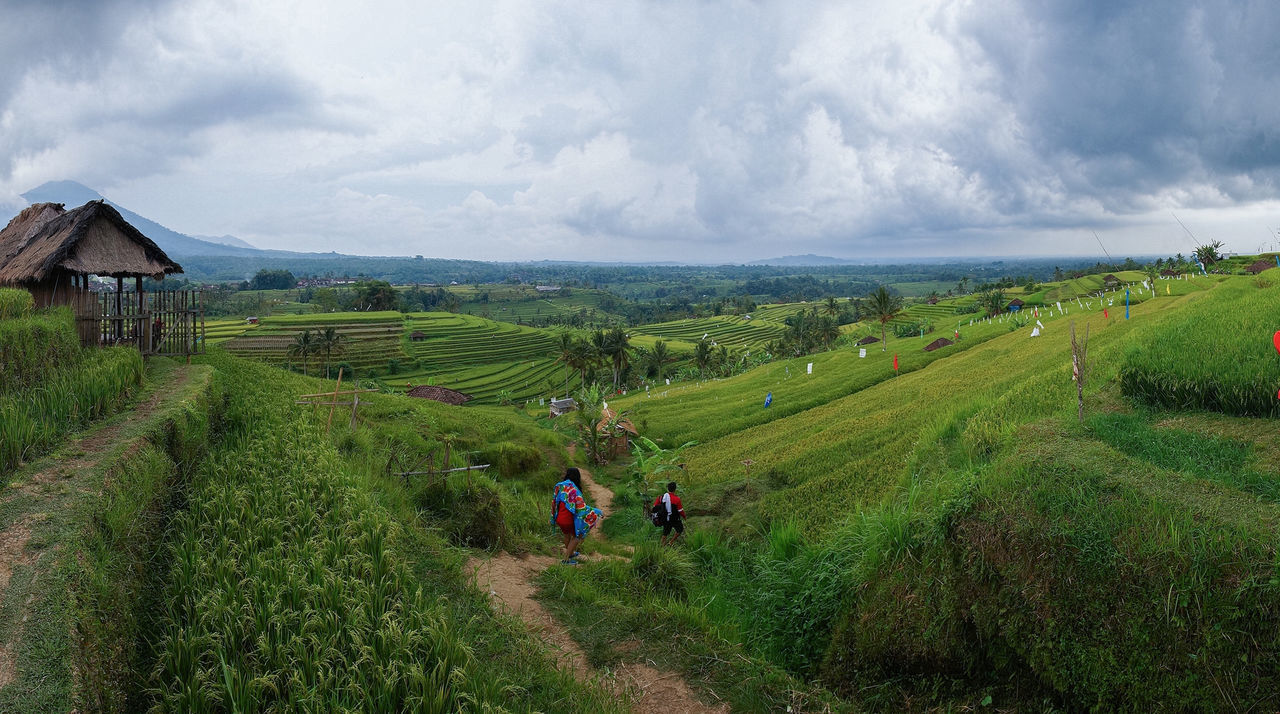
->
[326,368,344,434]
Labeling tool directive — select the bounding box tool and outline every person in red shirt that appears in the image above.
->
[652,481,686,546]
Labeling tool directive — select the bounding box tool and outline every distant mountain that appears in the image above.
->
[20,180,264,258]
[749,254,861,266]
[192,233,257,250]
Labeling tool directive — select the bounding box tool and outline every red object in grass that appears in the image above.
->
[893,354,899,371]
[1273,330,1280,355]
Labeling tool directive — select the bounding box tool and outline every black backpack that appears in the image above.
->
[649,499,668,528]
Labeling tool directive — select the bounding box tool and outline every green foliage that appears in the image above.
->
[1119,280,1280,416]
[146,352,598,711]
[0,287,33,319]
[0,346,143,475]
[629,542,695,599]
[0,307,80,393]
[248,268,295,290]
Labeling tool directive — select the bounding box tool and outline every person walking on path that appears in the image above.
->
[551,467,602,564]
[653,481,686,546]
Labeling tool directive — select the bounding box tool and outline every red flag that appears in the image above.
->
[1103,308,1109,319]
[1273,330,1280,355]
[893,354,899,371]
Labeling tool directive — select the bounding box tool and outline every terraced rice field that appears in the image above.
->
[204,318,258,344]
[221,312,408,373]
[632,314,787,349]
[393,313,576,404]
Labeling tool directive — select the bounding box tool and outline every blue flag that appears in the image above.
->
[764,392,772,408]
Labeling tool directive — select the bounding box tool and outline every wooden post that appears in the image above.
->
[326,368,344,434]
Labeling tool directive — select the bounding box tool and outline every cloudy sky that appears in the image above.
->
[2,0,1280,262]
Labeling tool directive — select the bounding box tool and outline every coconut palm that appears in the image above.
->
[824,296,841,317]
[601,327,631,390]
[980,289,1006,318]
[1193,240,1224,266]
[866,286,902,351]
[317,326,347,378]
[554,331,576,393]
[647,339,672,382]
[693,338,713,376]
[288,329,316,375]
[817,315,840,349]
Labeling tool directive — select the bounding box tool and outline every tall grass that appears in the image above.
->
[0,346,143,474]
[0,286,33,319]
[0,307,81,393]
[1120,279,1280,416]
[147,352,607,711]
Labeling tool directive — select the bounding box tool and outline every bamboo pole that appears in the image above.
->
[325,368,344,434]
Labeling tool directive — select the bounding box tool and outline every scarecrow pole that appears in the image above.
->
[326,368,344,434]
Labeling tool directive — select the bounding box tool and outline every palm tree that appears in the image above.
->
[601,327,631,390]
[554,332,576,393]
[567,337,595,387]
[817,315,840,349]
[1144,265,1160,297]
[317,326,347,378]
[823,296,841,317]
[693,338,713,376]
[866,286,902,351]
[1193,240,1224,267]
[648,339,672,382]
[288,329,316,375]
[980,289,1006,317]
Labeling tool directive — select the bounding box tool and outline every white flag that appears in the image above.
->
[806,362,813,375]
[1036,320,1044,328]
[665,378,670,385]
[1030,327,1040,337]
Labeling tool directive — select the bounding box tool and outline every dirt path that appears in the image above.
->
[468,466,726,713]
[0,366,193,692]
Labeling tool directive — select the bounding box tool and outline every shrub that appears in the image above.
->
[0,287,33,319]
[630,542,695,600]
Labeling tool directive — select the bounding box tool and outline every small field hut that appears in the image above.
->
[1160,268,1179,277]
[923,337,954,352]
[549,397,577,417]
[406,384,472,405]
[1102,274,1121,287]
[597,408,638,460]
[1006,298,1024,312]
[1244,259,1273,275]
[410,330,428,341]
[0,200,202,355]
[856,335,880,346]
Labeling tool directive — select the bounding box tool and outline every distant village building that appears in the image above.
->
[246,316,259,324]
[536,285,560,292]
[296,277,356,288]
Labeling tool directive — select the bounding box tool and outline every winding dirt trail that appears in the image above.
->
[468,467,727,713]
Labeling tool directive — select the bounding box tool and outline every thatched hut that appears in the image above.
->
[0,201,181,307]
[597,408,638,459]
[406,384,472,405]
[1102,274,1120,287]
[923,337,954,352]
[1244,259,1274,275]
[1006,298,1024,312]
[0,200,200,355]
[856,335,880,346]
[549,397,577,417]
[1160,268,1179,277]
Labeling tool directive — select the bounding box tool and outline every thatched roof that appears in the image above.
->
[923,337,954,352]
[856,335,880,345]
[598,408,638,436]
[1103,274,1120,283]
[1245,259,1273,275]
[410,330,427,340]
[0,200,181,283]
[406,384,472,405]
[1007,298,1025,307]
[1160,268,1179,276]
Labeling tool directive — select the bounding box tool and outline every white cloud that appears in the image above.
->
[4,0,1280,261]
